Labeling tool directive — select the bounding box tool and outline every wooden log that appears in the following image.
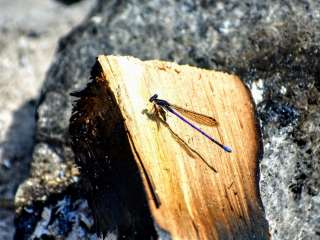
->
[69,55,269,239]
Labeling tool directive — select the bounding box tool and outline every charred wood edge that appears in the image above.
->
[69,59,158,238]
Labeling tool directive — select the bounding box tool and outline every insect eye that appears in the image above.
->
[149,94,158,102]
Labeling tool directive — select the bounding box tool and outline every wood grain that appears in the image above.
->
[79,55,269,239]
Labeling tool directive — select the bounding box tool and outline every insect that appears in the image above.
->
[149,94,232,153]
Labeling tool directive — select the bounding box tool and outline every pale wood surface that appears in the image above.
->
[97,55,268,239]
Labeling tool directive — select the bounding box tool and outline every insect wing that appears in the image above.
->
[170,104,218,126]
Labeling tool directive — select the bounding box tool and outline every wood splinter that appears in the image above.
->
[69,55,269,239]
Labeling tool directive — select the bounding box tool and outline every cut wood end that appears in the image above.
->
[72,55,269,239]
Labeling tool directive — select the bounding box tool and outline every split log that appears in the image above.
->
[69,55,269,239]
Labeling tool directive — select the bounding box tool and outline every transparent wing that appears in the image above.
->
[170,104,218,126]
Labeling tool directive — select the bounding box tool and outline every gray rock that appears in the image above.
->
[0,0,95,239]
[15,0,320,239]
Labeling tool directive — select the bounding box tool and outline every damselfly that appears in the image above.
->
[149,94,232,153]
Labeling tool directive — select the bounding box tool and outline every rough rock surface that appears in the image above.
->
[0,0,95,239]
[13,0,320,239]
